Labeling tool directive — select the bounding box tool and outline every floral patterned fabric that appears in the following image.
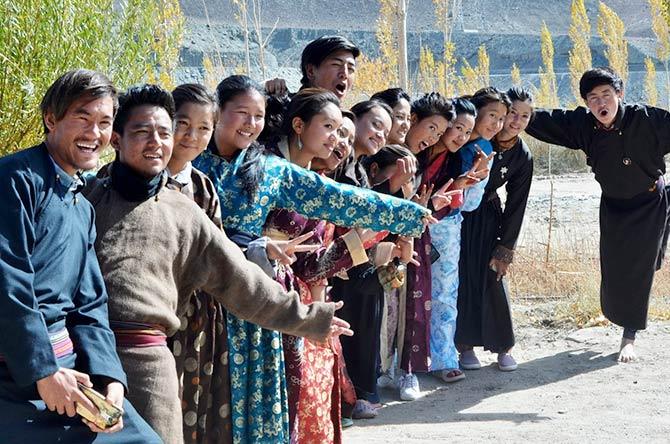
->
[192,148,430,238]
[429,214,464,371]
[400,150,456,373]
[428,139,492,371]
[193,147,424,443]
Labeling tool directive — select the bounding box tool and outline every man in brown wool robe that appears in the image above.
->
[83,83,352,444]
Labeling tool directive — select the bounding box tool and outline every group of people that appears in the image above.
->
[0,33,668,444]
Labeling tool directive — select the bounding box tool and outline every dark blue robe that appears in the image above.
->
[0,143,160,443]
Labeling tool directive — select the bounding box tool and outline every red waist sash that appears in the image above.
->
[110,321,167,348]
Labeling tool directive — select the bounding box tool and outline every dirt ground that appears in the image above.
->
[345,174,670,443]
[344,317,670,443]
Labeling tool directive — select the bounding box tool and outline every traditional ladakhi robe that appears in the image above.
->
[0,144,160,444]
[526,103,670,330]
[264,209,362,444]
[430,138,492,369]
[264,140,367,443]
[455,137,533,352]
[84,160,338,444]
[194,146,429,442]
[327,155,385,404]
[167,162,232,444]
[400,149,459,373]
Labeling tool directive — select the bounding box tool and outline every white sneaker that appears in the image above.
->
[399,373,420,401]
[377,370,397,389]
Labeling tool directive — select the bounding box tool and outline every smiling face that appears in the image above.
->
[306,50,356,101]
[387,98,411,145]
[295,102,343,159]
[170,102,215,168]
[112,105,173,178]
[473,101,508,141]
[405,113,450,154]
[585,84,622,127]
[214,89,265,155]
[498,99,533,140]
[44,95,115,175]
[312,116,355,172]
[354,106,392,157]
[440,113,476,153]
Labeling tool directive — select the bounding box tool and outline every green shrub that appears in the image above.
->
[0,0,183,155]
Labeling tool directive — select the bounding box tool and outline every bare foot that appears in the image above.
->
[618,338,637,363]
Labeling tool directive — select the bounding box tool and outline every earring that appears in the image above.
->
[297,134,303,151]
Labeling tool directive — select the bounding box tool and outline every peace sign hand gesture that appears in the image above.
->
[430,179,463,211]
[266,230,320,266]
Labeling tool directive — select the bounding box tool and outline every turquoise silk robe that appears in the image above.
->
[194,147,429,443]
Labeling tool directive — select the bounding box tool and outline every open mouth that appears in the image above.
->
[599,109,609,117]
[335,83,346,94]
[237,129,253,138]
[418,141,429,151]
[76,141,98,154]
[333,149,344,160]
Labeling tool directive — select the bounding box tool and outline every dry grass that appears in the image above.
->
[507,233,670,328]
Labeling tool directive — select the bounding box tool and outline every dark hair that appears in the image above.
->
[370,88,410,109]
[113,84,175,134]
[281,87,340,135]
[362,144,414,171]
[215,75,268,201]
[452,97,477,118]
[41,69,118,134]
[215,75,266,110]
[466,86,512,112]
[411,92,456,122]
[506,86,535,121]
[579,67,624,100]
[172,83,216,115]
[300,35,361,87]
[341,109,355,121]
[350,100,392,120]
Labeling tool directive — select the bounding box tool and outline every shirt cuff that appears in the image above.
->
[492,244,514,264]
[341,230,369,266]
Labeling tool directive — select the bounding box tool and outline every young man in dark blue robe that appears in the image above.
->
[0,69,160,443]
[526,67,670,363]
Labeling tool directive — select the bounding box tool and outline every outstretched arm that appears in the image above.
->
[275,157,431,238]
[179,212,349,342]
[525,107,589,150]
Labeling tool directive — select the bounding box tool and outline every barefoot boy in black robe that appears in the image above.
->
[526,67,670,362]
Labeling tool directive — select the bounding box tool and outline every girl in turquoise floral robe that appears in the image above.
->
[192,76,432,443]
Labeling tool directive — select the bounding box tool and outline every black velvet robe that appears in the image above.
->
[526,103,670,330]
[455,138,533,351]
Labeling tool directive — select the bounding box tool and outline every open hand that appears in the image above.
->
[388,156,417,193]
[328,301,354,337]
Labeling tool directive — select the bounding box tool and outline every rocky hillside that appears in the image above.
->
[177,0,662,102]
